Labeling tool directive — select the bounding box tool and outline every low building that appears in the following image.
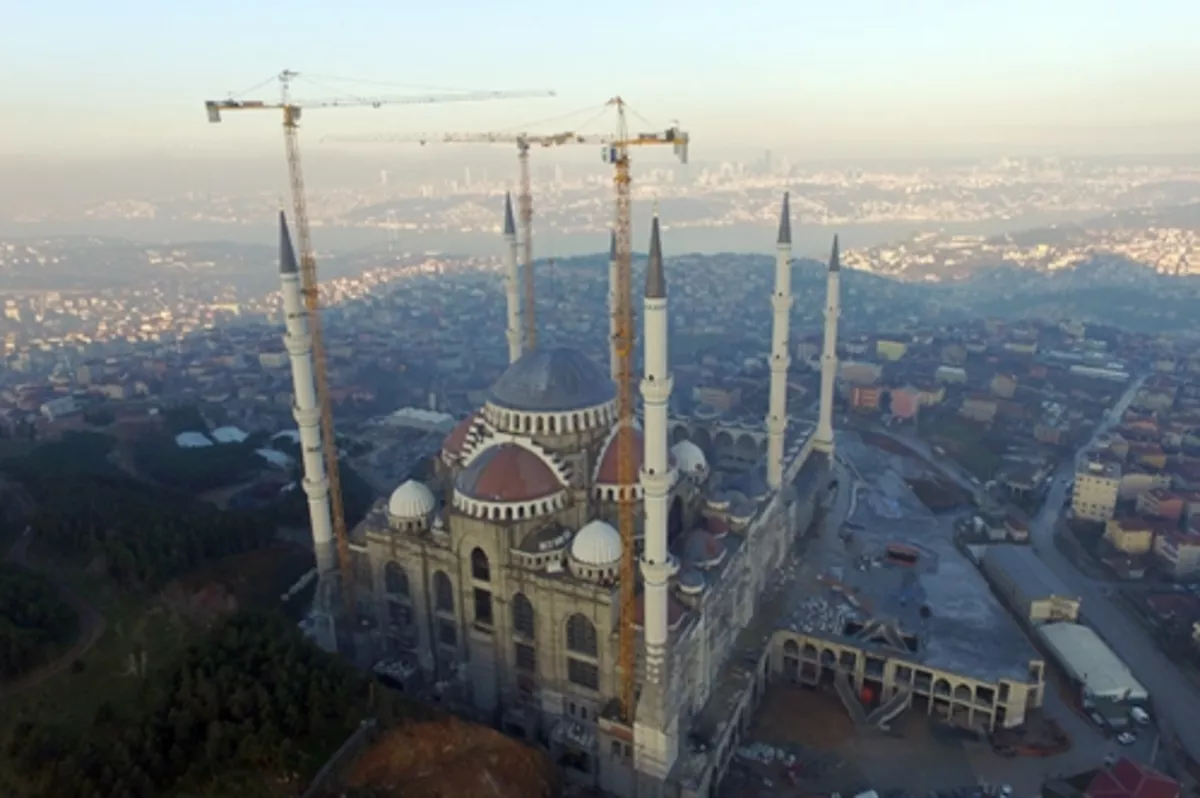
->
[850,385,881,412]
[777,541,1045,733]
[889,386,921,420]
[1153,528,1200,578]
[936,365,968,384]
[1103,518,1155,556]
[1036,622,1148,703]
[982,546,1081,625]
[961,395,998,424]
[876,338,907,361]
[1073,459,1122,522]
[1136,489,1184,522]
[990,374,1018,399]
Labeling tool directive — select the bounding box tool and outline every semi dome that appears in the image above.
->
[389,479,436,519]
[571,519,622,566]
[442,411,480,459]
[595,422,677,485]
[672,440,708,475]
[489,347,615,413]
[456,443,563,503]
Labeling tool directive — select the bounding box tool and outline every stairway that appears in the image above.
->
[865,688,911,729]
[833,670,869,726]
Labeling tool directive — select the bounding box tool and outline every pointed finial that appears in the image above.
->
[777,192,792,245]
[829,235,840,272]
[609,229,617,261]
[645,216,666,299]
[279,211,299,275]
[503,192,516,237]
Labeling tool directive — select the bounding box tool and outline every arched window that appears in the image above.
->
[512,593,535,639]
[384,562,409,596]
[565,613,597,657]
[433,571,453,612]
[471,547,490,582]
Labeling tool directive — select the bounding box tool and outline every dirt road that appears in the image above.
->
[0,530,107,701]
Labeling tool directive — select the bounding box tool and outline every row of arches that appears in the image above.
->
[671,425,767,461]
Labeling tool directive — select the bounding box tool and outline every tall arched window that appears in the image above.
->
[384,562,409,597]
[565,613,597,657]
[565,613,599,690]
[471,547,490,582]
[512,593,535,639]
[433,571,453,612]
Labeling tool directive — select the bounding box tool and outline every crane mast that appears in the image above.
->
[601,96,689,725]
[204,70,554,639]
[324,129,613,354]
[281,101,354,616]
[611,98,637,723]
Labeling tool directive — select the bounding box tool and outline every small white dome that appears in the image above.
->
[672,440,708,475]
[570,520,622,566]
[388,480,436,519]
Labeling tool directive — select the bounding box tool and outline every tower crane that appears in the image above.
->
[602,97,689,723]
[203,70,555,631]
[325,129,612,351]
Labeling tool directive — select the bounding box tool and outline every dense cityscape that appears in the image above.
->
[4,14,1200,793]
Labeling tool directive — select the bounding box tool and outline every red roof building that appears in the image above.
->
[1084,758,1179,798]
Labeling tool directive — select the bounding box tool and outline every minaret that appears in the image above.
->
[278,212,337,650]
[814,236,841,454]
[766,193,793,489]
[608,230,619,382]
[636,215,678,784]
[503,192,522,363]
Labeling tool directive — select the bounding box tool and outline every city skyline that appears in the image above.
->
[4,0,1200,159]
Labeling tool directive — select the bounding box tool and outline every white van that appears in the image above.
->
[1130,707,1150,726]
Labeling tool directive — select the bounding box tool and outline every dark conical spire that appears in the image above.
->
[829,235,840,272]
[777,192,792,245]
[503,192,516,237]
[279,210,299,275]
[645,216,666,299]
[609,229,617,261]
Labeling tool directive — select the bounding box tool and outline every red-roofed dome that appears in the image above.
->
[595,425,676,485]
[456,443,563,503]
[442,411,480,460]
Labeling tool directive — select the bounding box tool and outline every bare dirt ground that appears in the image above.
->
[344,717,557,798]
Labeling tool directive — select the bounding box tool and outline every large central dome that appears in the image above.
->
[489,347,615,413]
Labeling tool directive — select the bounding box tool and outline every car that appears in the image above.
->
[1117,731,1137,745]
[1130,707,1151,725]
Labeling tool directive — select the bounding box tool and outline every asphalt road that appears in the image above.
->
[1023,376,1200,764]
[874,377,1200,764]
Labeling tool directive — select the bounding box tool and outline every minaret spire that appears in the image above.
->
[814,235,841,453]
[277,210,337,651]
[502,192,522,363]
[766,192,793,488]
[636,211,678,778]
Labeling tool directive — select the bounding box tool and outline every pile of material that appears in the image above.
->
[345,716,556,798]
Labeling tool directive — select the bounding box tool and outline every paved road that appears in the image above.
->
[876,377,1200,765]
[0,529,107,701]
[1022,376,1200,765]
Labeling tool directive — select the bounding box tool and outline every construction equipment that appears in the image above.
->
[204,70,555,626]
[325,129,612,351]
[603,97,689,723]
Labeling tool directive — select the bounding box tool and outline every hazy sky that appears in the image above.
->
[4,0,1199,159]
